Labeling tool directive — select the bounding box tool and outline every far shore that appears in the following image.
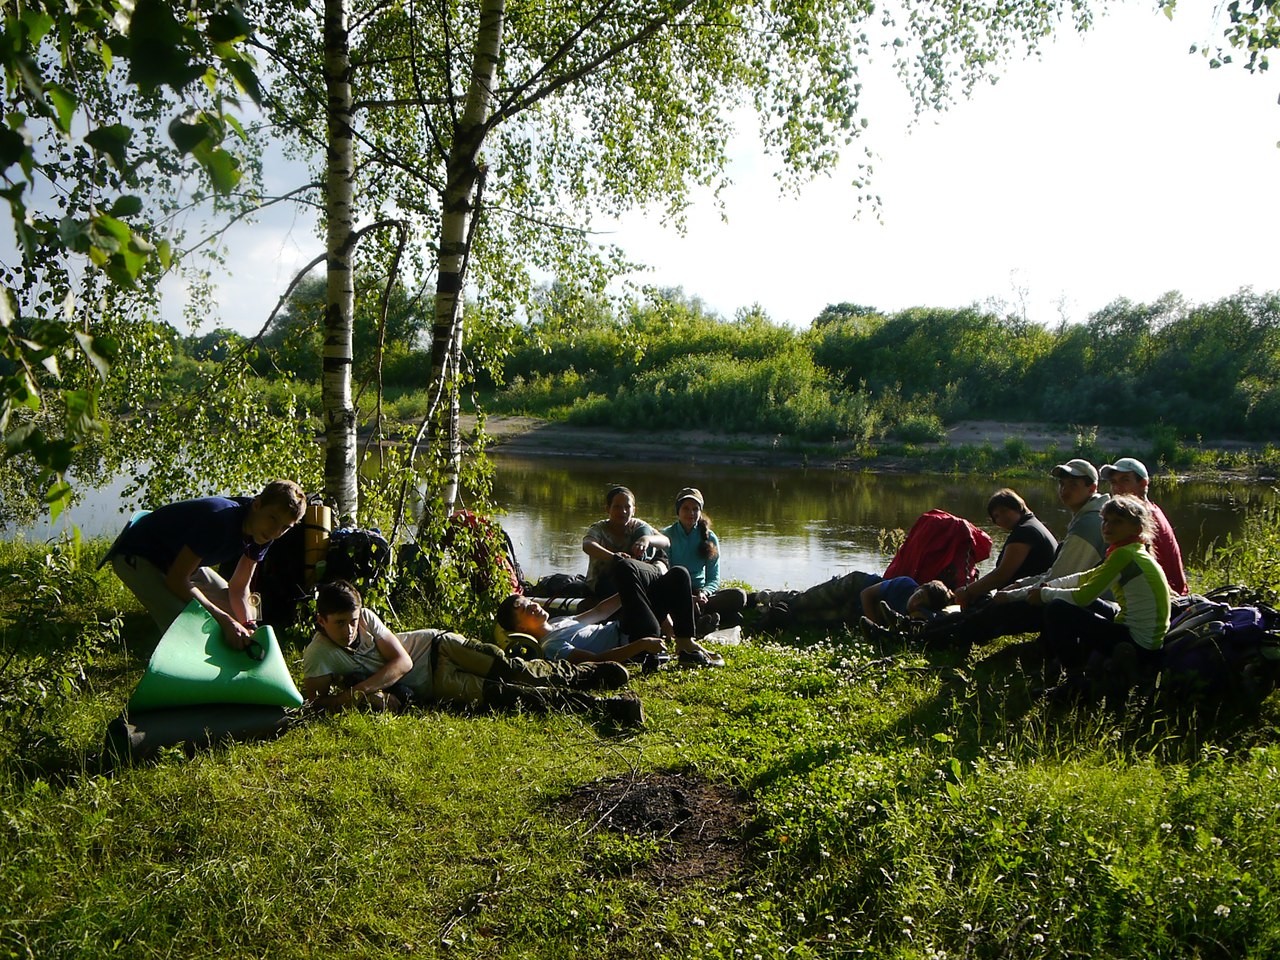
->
[470,415,1274,480]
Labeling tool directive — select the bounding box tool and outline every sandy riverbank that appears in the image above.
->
[472,416,1268,477]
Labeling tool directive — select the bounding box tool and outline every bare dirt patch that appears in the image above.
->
[556,770,754,887]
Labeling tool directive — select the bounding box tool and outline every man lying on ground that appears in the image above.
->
[496,556,726,668]
[303,580,643,725]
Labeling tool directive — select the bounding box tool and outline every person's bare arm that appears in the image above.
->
[303,673,398,713]
[165,546,255,648]
[575,595,622,625]
[860,583,885,624]
[561,636,665,663]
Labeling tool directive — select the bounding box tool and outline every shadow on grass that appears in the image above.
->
[745,615,1280,768]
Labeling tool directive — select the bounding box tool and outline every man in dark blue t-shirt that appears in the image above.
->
[107,480,305,647]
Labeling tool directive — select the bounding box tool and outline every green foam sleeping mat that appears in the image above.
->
[128,600,304,711]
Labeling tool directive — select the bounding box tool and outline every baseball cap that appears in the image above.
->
[1050,459,1099,483]
[675,486,704,509]
[1100,457,1149,481]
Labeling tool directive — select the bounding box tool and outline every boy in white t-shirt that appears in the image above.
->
[302,581,642,725]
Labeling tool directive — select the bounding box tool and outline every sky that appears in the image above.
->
[170,0,1280,334]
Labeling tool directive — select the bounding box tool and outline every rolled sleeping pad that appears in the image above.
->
[104,703,297,763]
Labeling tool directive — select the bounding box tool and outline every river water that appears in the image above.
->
[488,455,1270,591]
[7,454,1272,592]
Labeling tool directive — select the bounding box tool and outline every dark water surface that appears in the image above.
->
[489,455,1273,591]
[7,455,1271,593]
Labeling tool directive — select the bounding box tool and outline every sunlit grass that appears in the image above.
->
[3,518,1280,957]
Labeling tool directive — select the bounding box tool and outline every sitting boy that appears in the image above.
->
[302,581,642,724]
[106,479,307,648]
[496,556,725,667]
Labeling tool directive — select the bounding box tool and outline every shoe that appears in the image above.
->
[758,601,791,629]
[570,661,630,691]
[879,600,912,634]
[696,612,721,637]
[678,648,726,668]
[860,616,891,641]
[600,692,646,728]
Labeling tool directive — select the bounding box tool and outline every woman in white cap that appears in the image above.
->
[661,486,748,634]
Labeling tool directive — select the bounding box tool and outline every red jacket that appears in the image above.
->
[883,509,993,589]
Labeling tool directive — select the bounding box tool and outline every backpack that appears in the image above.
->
[323,526,392,594]
[244,492,325,629]
[883,509,994,590]
[1158,593,1280,702]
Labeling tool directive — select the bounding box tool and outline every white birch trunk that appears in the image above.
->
[322,0,359,521]
[425,0,504,510]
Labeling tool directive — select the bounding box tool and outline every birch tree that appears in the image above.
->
[251,0,1113,521]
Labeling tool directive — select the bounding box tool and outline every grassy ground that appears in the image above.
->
[3,538,1280,959]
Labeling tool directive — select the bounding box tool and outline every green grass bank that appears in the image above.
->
[3,507,1280,959]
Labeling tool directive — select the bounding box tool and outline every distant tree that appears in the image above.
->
[258,274,430,387]
[812,303,883,328]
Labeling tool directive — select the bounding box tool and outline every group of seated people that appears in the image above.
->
[104,454,1190,727]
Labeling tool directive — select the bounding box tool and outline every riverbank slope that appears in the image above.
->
[476,415,1272,478]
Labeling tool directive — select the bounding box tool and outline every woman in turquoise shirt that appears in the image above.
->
[661,487,747,633]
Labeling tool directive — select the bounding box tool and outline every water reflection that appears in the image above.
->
[489,455,1274,591]
[6,453,1271,594]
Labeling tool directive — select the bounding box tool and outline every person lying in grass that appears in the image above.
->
[496,556,725,668]
[303,580,642,725]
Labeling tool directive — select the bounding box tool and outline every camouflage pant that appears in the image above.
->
[762,571,881,626]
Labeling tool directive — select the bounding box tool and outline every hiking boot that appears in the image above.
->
[678,647,726,668]
[599,692,646,728]
[696,612,721,637]
[879,600,912,634]
[758,601,791,629]
[860,616,891,642]
[569,661,631,692]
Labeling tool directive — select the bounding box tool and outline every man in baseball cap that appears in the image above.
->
[1100,457,1187,595]
[944,458,1109,647]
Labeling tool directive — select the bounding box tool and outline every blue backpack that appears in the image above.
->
[1159,594,1280,700]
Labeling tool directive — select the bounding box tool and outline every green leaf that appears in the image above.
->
[84,123,132,170]
[207,7,254,43]
[168,113,213,154]
[45,82,77,133]
[5,421,40,454]
[226,58,263,106]
[126,0,204,93]
[109,195,143,218]
[42,438,76,473]
[74,331,114,381]
[0,125,27,173]
[91,212,132,247]
[196,145,242,194]
[44,481,73,523]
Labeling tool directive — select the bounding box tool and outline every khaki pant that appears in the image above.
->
[423,632,593,706]
[111,554,232,630]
